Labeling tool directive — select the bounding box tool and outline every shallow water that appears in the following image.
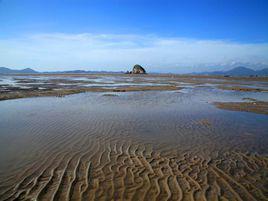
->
[0,75,172,91]
[0,76,268,201]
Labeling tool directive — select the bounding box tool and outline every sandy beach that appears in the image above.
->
[2,0,268,200]
[0,74,268,201]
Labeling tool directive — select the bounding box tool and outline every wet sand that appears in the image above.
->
[0,85,179,101]
[214,101,268,115]
[218,85,268,92]
[1,74,268,101]
[0,75,268,201]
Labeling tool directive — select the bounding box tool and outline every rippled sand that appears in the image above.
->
[0,81,268,200]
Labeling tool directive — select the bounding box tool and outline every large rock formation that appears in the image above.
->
[132,64,146,74]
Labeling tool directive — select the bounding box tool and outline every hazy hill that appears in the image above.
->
[0,67,38,74]
[0,67,121,74]
[194,67,268,76]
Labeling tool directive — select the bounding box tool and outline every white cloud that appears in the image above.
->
[0,33,268,72]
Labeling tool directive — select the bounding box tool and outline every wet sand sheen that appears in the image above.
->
[214,101,268,115]
[0,91,268,201]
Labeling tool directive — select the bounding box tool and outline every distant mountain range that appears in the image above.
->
[1,66,268,76]
[0,67,38,74]
[190,66,268,76]
[0,67,123,74]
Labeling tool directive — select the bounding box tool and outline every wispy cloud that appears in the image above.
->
[1,33,268,72]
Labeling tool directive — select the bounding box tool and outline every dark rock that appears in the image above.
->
[132,64,146,74]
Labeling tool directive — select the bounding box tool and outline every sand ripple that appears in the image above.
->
[0,92,267,201]
[0,134,267,201]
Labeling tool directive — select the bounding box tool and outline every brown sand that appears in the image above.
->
[214,101,268,115]
[0,85,179,101]
[218,85,268,92]
[0,98,267,201]
[0,75,268,201]
[1,136,267,201]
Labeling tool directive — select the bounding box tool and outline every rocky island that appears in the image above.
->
[126,64,146,74]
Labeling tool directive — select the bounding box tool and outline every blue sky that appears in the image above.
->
[1,0,268,72]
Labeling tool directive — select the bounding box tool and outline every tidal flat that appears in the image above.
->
[0,74,268,201]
